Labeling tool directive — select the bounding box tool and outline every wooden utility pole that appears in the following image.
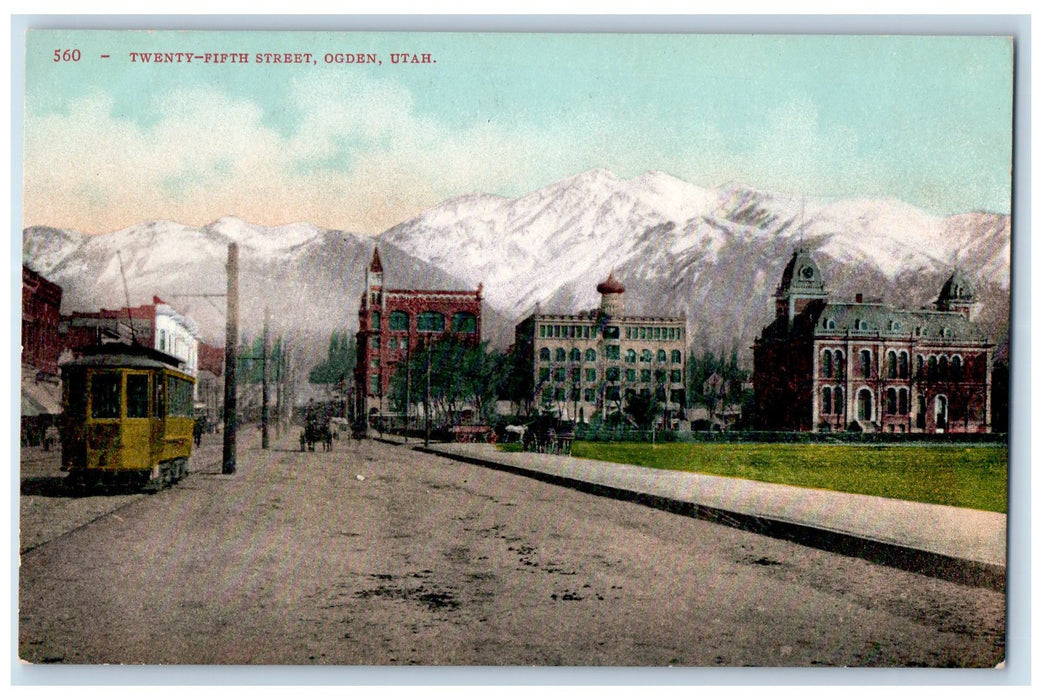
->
[275,337,283,437]
[261,306,270,449]
[424,341,431,448]
[404,341,411,443]
[222,243,238,474]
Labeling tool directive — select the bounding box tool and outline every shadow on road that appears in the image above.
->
[20,476,144,499]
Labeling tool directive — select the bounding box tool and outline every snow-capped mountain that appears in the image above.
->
[21,217,508,376]
[382,170,1010,357]
[23,169,1010,369]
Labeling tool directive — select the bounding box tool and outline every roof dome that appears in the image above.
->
[596,270,626,294]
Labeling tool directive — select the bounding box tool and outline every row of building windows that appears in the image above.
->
[371,310,477,333]
[822,348,967,381]
[540,323,598,339]
[821,386,915,417]
[538,347,683,364]
[538,323,683,341]
[821,386,910,418]
[538,367,683,384]
[541,385,686,404]
[822,317,952,339]
[624,326,682,341]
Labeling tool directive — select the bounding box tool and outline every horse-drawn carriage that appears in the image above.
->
[300,402,333,452]
[449,424,497,444]
[520,416,575,455]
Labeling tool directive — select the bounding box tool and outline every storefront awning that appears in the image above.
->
[21,376,61,416]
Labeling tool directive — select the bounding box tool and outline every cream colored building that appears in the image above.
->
[513,272,687,424]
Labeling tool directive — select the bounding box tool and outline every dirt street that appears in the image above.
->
[18,431,1005,666]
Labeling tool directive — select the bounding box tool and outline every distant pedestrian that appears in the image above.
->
[194,418,204,447]
[43,425,59,451]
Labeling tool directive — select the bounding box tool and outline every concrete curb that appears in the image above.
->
[410,443,1005,593]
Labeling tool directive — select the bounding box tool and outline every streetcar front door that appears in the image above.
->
[123,371,152,471]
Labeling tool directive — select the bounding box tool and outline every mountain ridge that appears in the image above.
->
[23,169,1010,369]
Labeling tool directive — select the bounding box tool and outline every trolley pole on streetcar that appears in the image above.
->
[261,306,270,449]
[222,243,238,474]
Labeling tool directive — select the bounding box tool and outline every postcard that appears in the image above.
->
[17,26,1014,674]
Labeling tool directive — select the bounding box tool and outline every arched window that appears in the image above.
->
[822,387,832,415]
[671,349,682,364]
[625,349,637,364]
[371,311,381,329]
[898,388,909,415]
[389,310,409,331]
[938,355,949,379]
[539,348,551,362]
[935,395,948,430]
[857,389,873,421]
[860,350,872,378]
[570,348,582,362]
[835,351,845,379]
[887,351,897,379]
[834,387,844,413]
[417,311,445,332]
[917,355,926,378]
[555,347,567,362]
[899,351,909,379]
[951,355,963,380]
[823,349,834,378]
[928,356,938,380]
[451,312,477,333]
[641,349,653,363]
[886,388,897,415]
[585,348,597,362]
[657,349,667,363]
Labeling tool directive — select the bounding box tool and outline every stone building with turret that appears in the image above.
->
[513,271,687,425]
[753,249,993,433]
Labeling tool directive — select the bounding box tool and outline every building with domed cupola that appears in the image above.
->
[753,249,994,433]
[513,271,687,425]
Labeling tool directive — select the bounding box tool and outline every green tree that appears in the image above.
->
[624,389,662,430]
[389,337,509,428]
[309,330,356,385]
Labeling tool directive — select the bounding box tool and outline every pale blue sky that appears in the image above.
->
[24,30,1013,233]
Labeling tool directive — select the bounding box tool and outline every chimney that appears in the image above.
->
[855,293,863,303]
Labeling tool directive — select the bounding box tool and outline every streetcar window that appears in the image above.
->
[126,374,150,418]
[154,376,166,418]
[90,372,121,419]
[65,371,87,417]
[166,375,194,417]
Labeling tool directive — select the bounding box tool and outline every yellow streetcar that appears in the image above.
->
[60,343,196,491]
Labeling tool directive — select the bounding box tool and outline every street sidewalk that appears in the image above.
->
[389,437,1006,591]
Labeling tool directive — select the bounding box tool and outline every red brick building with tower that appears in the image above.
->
[753,249,993,433]
[354,248,483,419]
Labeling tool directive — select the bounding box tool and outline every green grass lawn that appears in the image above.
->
[570,442,1008,513]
